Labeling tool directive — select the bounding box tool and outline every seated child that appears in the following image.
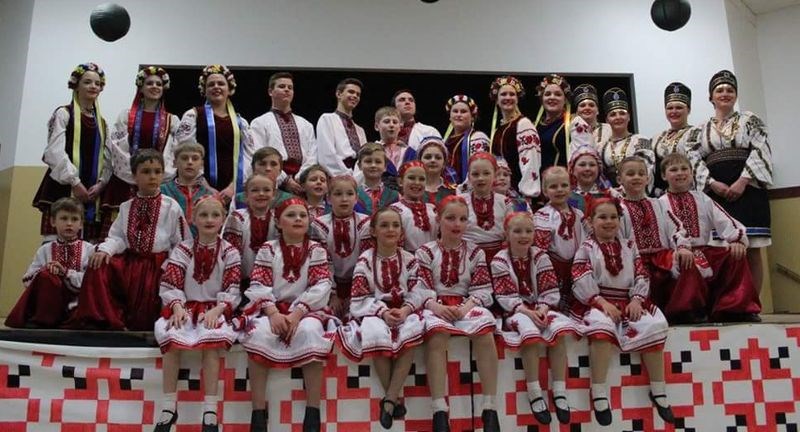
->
[5,198,94,328]
[390,161,438,253]
[337,207,425,429]
[160,142,213,235]
[299,164,331,219]
[417,137,456,205]
[233,147,293,210]
[572,198,674,426]
[461,152,515,261]
[658,152,760,322]
[492,211,578,425]
[68,149,191,330]
[355,142,399,215]
[494,158,529,212]
[152,196,241,432]
[567,145,616,212]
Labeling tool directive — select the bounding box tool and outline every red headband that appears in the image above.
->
[399,160,426,178]
[275,197,308,220]
[436,195,467,215]
[468,152,498,170]
[503,211,533,231]
[586,196,621,219]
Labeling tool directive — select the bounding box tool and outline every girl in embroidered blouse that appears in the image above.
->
[494,158,530,212]
[239,198,333,432]
[567,145,617,213]
[491,212,579,426]
[417,137,456,205]
[415,196,500,432]
[461,152,515,262]
[153,196,241,432]
[390,161,438,253]
[534,167,586,312]
[311,175,372,318]
[299,164,331,219]
[571,198,674,426]
[222,174,278,288]
[337,207,425,429]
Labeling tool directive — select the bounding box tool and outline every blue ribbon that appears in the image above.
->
[132,103,162,153]
[204,102,218,186]
[459,128,471,183]
[236,117,245,194]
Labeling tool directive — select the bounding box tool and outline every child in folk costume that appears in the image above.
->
[355,143,399,215]
[494,158,530,212]
[416,196,500,432]
[461,152,516,262]
[33,63,112,242]
[617,156,708,324]
[572,198,674,426]
[390,161,438,253]
[417,137,456,205]
[311,175,372,318]
[299,164,331,219]
[160,142,213,237]
[337,207,425,430]
[222,174,279,288]
[534,167,586,311]
[239,198,334,432]
[374,106,416,174]
[153,197,241,432]
[232,147,293,211]
[567,144,617,212]
[491,212,578,425]
[5,198,94,328]
[659,152,760,322]
[69,149,190,330]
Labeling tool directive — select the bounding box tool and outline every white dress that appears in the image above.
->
[390,199,438,253]
[491,247,581,347]
[460,191,516,256]
[222,208,279,278]
[310,213,373,295]
[336,248,426,361]
[239,240,335,367]
[154,238,241,352]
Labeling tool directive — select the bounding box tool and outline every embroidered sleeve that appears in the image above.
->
[409,245,437,309]
[661,201,691,250]
[490,254,523,313]
[708,195,748,246]
[534,251,561,308]
[217,244,242,311]
[571,242,600,305]
[43,107,81,186]
[159,243,191,309]
[533,210,553,250]
[244,243,276,314]
[630,243,650,301]
[296,119,319,180]
[516,117,542,198]
[685,126,713,190]
[357,216,375,252]
[741,112,773,186]
[293,244,332,313]
[401,255,423,310]
[168,201,190,246]
[107,110,135,184]
[22,246,49,289]
[468,247,493,307]
[161,114,181,180]
[222,211,245,252]
[569,116,594,152]
[349,254,386,318]
[97,204,128,256]
[238,117,255,181]
[176,108,198,144]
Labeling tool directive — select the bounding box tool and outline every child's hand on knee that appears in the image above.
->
[626,298,645,322]
[89,252,110,269]
[596,298,622,323]
[169,304,188,330]
[201,305,225,329]
[676,248,694,270]
[728,242,746,260]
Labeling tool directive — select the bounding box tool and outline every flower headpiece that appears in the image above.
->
[68,63,105,90]
[198,64,237,96]
[490,75,525,101]
[536,73,572,99]
[135,66,170,90]
[445,94,478,117]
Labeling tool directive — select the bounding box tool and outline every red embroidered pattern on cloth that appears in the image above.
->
[472,195,495,230]
[336,111,361,153]
[307,262,329,286]
[398,120,414,145]
[533,228,552,250]
[162,262,185,290]
[470,264,492,288]
[537,268,560,294]
[511,254,533,297]
[51,240,82,271]
[251,264,273,286]
[599,239,624,276]
[625,199,662,250]
[375,252,402,294]
[557,208,576,240]
[333,216,355,257]
[402,199,431,232]
[493,274,517,295]
[350,274,370,298]
[440,246,462,287]
[280,239,308,283]
[127,195,161,253]
[192,239,220,284]
[273,110,302,164]
[571,259,592,280]
[668,192,701,237]
[249,212,270,253]
[221,248,241,290]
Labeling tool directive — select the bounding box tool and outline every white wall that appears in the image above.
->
[9,0,737,170]
[725,0,768,119]
[757,4,800,188]
[0,0,34,168]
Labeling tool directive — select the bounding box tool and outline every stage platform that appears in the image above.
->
[0,318,798,431]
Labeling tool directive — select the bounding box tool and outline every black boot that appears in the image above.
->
[303,406,321,432]
[481,409,501,432]
[432,410,450,432]
[250,409,267,432]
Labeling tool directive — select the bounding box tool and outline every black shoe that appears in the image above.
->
[250,409,268,432]
[432,410,450,432]
[392,400,407,419]
[202,411,219,432]
[529,397,551,424]
[481,409,500,432]
[552,395,571,424]
[153,410,178,432]
[592,397,612,426]
[649,392,675,424]
[303,406,321,432]
[379,398,395,429]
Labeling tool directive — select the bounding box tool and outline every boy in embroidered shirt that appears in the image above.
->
[375,106,416,174]
[233,147,293,210]
[160,142,213,233]
[355,142,399,215]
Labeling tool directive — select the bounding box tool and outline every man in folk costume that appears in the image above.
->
[392,89,441,151]
[316,78,367,176]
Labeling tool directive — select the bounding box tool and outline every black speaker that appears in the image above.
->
[89,3,130,42]
[651,0,691,32]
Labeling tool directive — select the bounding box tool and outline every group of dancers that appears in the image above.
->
[4,62,771,431]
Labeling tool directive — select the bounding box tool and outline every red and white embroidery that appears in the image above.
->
[624,199,663,250]
[127,195,161,253]
[668,192,701,238]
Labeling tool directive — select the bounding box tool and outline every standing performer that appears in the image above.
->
[597,88,654,187]
[443,95,489,184]
[249,72,317,195]
[176,64,254,203]
[392,89,441,150]
[572,84,611,146]
[533,74,593,170]
[316,78,367,176]
[33,62,111,242]
[686,70,773,293]
[651,82,699,196]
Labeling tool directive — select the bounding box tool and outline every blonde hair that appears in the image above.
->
[541,166,569,189]
[173,141,205,158]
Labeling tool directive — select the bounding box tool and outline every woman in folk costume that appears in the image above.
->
[567,144,617,212]
[442,95,489,184]
[571,198,674,426]
[390,161,438,253]
[33,62,112,242]
[686,70,773,293]
[533,74,593,171]
[489,76,541,205]
[491,211,579,425]
[597,88,655,187]
[176,64,254,203]
[239,198,334,432]
[153,196,241,432]
[108,67,180,206]
[572,84,612,147]
[336,207,426,429]
[417,137,457,205]
[651,82,700,197]
[416,196,500,432]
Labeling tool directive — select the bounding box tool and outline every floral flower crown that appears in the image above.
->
[198,64,237,96]
[445,94,478,117]
[489,76,525,101]
[68,62,105,90]
[135,66,170,90]
[536,73,572,99]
